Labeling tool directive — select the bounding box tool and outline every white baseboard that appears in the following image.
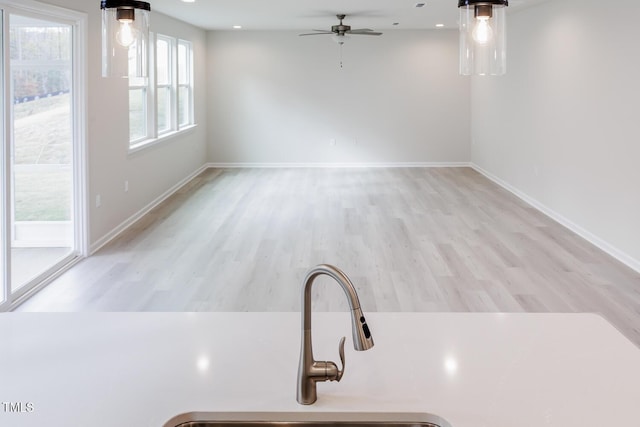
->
[206,162,471,168]
[471,163,640,274]
[89,164,209,255]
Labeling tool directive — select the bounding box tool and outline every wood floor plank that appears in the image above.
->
[15,167,640,347]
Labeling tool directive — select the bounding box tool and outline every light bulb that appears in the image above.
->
[472,17,493,45]
[332,34,350,45]
[116,21,137,47]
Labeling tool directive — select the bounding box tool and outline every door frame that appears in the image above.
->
[0,0,88,310]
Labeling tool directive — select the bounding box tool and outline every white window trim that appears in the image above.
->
[129,124,197,154]
[127,32,154,146]
[128,82,150,145]
[177,39,194,129]
[129,33,195,153]
[156,34,175,137]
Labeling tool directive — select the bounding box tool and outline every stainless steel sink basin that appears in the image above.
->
[163,412,451,427]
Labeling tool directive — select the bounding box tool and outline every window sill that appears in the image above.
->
[128,124,198,155]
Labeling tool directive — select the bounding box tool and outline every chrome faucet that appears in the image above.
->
[296,264,374,405]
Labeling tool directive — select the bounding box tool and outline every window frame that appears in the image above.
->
[155,34,175,137]
[128,77,150,146]
[128,33,195,153]
[177,39,193,129]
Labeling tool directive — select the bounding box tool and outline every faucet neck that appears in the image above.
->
[300,264,373,351]
[301,265,361,331]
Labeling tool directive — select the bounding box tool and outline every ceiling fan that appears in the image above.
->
[299,14,383,44]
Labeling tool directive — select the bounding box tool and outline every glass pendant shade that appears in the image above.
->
[458,1,508,76]
[101,0,150,78]
[332,34,351,45]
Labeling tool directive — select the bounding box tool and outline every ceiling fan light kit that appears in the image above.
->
[458,0,508,76]
[332,34,351,45]
[100,0,151,78]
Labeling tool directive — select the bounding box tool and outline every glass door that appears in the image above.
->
[0,3,85,311]
[0,8,5,310]
[9,14,74,294]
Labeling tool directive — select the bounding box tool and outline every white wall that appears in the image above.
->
[206,30,469,164]
[39,0,208,249]
[471,0,640,269]
[36,0,640,272]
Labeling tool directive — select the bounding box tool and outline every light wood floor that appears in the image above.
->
[17,167,640,346]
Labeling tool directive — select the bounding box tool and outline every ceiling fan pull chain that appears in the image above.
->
[339,43,343,69]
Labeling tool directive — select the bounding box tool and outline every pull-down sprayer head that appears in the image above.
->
[350,306,374,351]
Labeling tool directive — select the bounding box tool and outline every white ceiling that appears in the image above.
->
[150,0,551,32]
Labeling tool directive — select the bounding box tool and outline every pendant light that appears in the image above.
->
[458,1,508,76]
[101,0,151,78]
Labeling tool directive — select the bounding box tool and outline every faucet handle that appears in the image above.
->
[336,336,346,382]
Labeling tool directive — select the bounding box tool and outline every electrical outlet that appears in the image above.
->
[124,181,129,192]
[96,194,101,208]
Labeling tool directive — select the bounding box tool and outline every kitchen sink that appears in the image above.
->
[163,412,451,427]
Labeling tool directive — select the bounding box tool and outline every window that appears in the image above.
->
[178,40,193,128]
[156,35,173,135]
[128,44,149,143]
[129,34,194,150]
[129,77,148,143]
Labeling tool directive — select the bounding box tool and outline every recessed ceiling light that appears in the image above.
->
[415,2,426,7]
[393,22,400,26]
[233,25,242,29]
[181,0,196,3]
[436,24,445,28]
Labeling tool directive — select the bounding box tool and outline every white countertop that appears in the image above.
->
[1,312,639,426]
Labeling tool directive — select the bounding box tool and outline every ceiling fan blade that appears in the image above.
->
[299,32,333,36]
[347,31,383,36]
[349,28,374,32]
